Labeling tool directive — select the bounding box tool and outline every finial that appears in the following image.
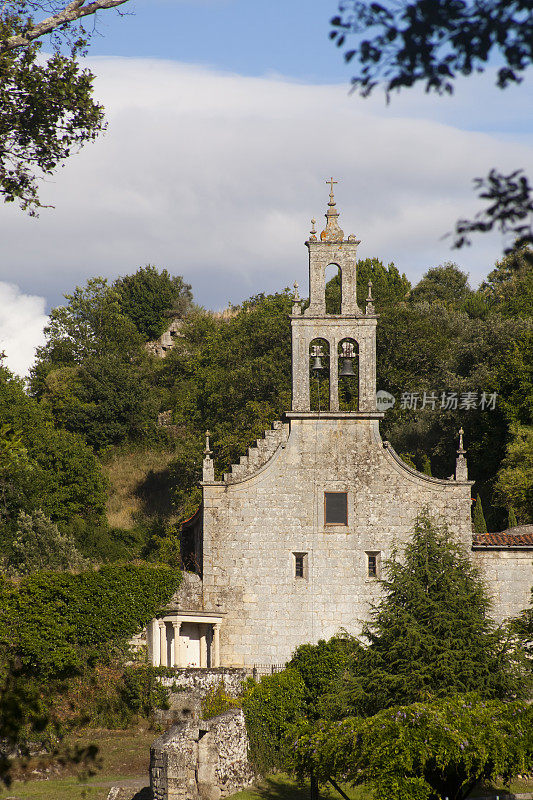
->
[293,281,300,301]
[455,427,468,481]
[320,177,344,243]
[365,279,375,314]
[203,429,215,481]
[309,218,317,241]
[457,427,465,454]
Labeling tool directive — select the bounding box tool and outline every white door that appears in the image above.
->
[180,622,201,666]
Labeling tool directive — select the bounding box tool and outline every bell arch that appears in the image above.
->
[338,338,359,411]
[309,337,330,411]
[325,263,342,314]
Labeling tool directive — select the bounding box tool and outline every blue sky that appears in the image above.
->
[0,0,532,375]
[87,0,346,82]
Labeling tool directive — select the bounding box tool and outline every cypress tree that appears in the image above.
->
[473,493,488,533]
[508,507,518,528]
[331,512,524,718]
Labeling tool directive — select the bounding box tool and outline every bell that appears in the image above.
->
[311,356,323,372]
[340,357,355,377]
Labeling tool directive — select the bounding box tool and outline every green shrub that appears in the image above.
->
[288,635,358,718]
[0,563,181,680]
[201,680,241,720]
[242,668,306,774]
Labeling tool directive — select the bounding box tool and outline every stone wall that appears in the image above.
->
[150,709,254,800]
[202,416,472,667]
[473,548,533,622]
[159,668,248,698]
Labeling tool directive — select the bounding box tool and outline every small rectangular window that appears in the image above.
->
[325,492,348,525]
[366,551,380,578]
[293,552,308,579]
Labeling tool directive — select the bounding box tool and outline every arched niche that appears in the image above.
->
[338,338,359,411]
[309,337,330,411]
[324,263,341,314]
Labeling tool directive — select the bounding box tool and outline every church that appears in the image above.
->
[146,183,533,670]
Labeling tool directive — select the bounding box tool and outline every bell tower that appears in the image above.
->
[290,179,379,415]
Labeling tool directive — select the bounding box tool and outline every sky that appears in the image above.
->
[1,0,532,376]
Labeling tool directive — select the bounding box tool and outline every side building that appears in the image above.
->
[146,186,533,670]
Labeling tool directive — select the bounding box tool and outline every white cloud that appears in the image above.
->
[0,58,531,318]
[0,283,47,378]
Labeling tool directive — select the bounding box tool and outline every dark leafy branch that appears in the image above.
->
[331,0,533,98]
[451,169,533,252]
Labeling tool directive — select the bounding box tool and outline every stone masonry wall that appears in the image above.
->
[202,416,472,667]
[159,668,248,698]
[472,549,533,622]
[150,709,254,800]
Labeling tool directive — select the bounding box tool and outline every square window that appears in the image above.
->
[325,492,348,525]
[293,552,308,579]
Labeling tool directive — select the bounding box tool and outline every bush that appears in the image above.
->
[242,668,306,774]
[2,510,88,576]
[288,635,358,718]
[0,563,181,680]
[201,680,241,720]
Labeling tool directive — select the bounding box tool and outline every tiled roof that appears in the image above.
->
[473,528,533,547]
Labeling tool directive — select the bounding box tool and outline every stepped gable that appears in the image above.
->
[223,420,289,483]
[473,525,533,547]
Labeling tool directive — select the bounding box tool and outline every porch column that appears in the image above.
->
[199,624,208,668]
[159,621,167,667]
[173,619,181,667]
[213,623,221,667]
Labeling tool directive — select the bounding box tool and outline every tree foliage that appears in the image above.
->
[0,562,180,680]
[327,512,525,719]
[0,0,132,213]
[1,509,88,575]
[330,0,533,98]
[30,277,160,450]
[0,360,107,524]
[452,169,533,252]
[293,695,533,800]
[115,265,192,341]
[242,669,306,774]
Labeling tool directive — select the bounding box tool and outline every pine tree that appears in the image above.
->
[330,512,524,718]
[473,494,488,534]
[508,507,518,528]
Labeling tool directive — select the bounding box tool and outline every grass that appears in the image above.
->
[228,774,533,800]
[228,774,369,800]
[102,444,179,528]
[2,728,155,800]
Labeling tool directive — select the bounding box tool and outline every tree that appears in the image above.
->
[30,278,160,449]
[2,510,88,576]
[114,266,193,341]
[473,494,488,533]
[331,1,533,98]
[330,1,533,252]
[409,263,472,306]
[0,1,131,213]
[0,360,107,524]
[328,512,524,719]
[0,2,130,54]
[493,425,533,524]
[294,695,533,800]
[452,170,533,252]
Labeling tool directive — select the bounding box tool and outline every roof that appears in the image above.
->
[473,526,533,548]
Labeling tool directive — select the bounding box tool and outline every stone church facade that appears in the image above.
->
[147,185,533,670]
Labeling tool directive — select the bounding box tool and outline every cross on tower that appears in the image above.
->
[326,177,338,194]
